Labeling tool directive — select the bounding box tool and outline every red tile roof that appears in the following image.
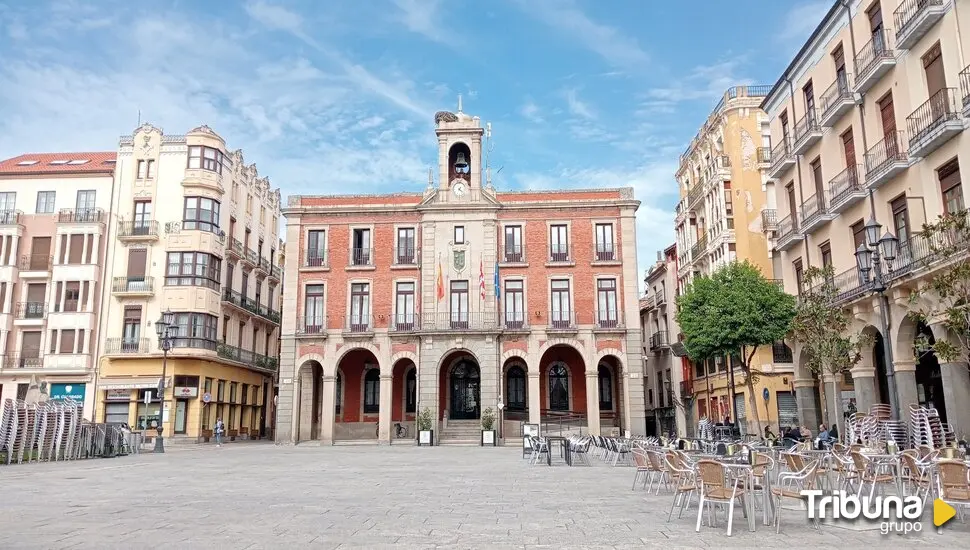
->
[0,152,117,176]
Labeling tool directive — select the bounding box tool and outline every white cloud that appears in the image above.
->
[392,0,444,42]
[520,100,544,123]
[645,58,754,106]
[775,1,831,52]
[564,89,595,120]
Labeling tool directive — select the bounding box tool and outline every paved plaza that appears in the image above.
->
[0,443,967,549]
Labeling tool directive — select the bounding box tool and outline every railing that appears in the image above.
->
[168,337,218,351]
[0,210,23,226]
[2,353,44,369]
[105,337,151,354]
[503,244,524,263]
[595,242,616,261]
[894,0,943,42]
[864,131,908,176]
[503,312,528,330]
[539,410,587,437]
[687,181,705,206]
[756,147,771,164]
[16,301,46,319]
[761,209,778,232]
[297,318,328,336]
[769,136,793,173]
[305,249,328,268]
[772,341,794,363]
[649,331,668,350]
[58,208,104,223]
[227,237,244,257]
[906,88,961,145]
[112,276,155,293]
[549,244,569,262]
[270,264,282,279]
[351,247,373,266]
[548,310,575,330]
[20,254,52,271]
[117,220,159,238]
[389,313,420,332]
[961,65,970,109]
[887,213,970,281]
[829,164,864,205]
[855,29,894,82]
[819,73,853,116]
[596,312,622,329]
[245,248,259,266]
[800,190,829,225]
[217,343,278,373]
[393,247,418,265]
[793,109,820,141]
[419,312,498,331]
[344,314,373,332]
[777,213,798,240]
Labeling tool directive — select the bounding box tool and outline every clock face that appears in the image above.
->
[453,182,466,197]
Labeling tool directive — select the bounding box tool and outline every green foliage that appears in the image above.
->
[480,407,495,431]
[908,211,970,366]
[676,260,796,367]
[417,407,434,431]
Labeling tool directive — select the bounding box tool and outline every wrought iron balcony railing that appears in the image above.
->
[227,237,244,258]
[393,247,418,265]
[829,164,864,206]
[548,310,575,330]
[20,254,52,271]
[595,311,623,329]
[595,242,616,261]
[0,210,23,226]
[649,331,669,350]
[112,276,155,293]
[117,220,159,238]
[105,337,151,354]
[756,146,771,165]
[297,318,328,336]
[389,313,420,332]
[503,244,524,263]
[305,249,328,268]
[344,314,374,333]
[549,244,569,263]
[58,208,104,224]
[961,65,970,109]
[819,73,853,119]
[217,343,278,373]
[16,301,46,319]
[854,29,894,84]
[420,311,498,331]
[350,247,373,266]
[761,209,778,232]
[2,353,44,369]
[503,312,528,330]
[864,131,908,178]
[906,87,961,146]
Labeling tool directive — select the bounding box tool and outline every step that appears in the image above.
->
[439,439,480,446]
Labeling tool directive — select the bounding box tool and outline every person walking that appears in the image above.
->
[214,417,225,447]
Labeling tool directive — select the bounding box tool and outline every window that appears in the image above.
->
[35,191,55,214]
[229,382,238,404]
[891,195,910,243]
[453,225,465,244]
[133,201,152,232]
[396,228,416,264]
[549,364,569,411]
[793,259,804,294]
[363,369,380,414]
[405,369,416,414]
[938,159,963,214]
[724,189,733,216]
[803,80,815,121]
[122,306,142,351]
[187,145,224,173]
[596,279,618,328]
[506,366,526,411]
[351,228,371,265]
[335,373,342,415]
[395,282,415,329]
[169,313,219,348]
[819,241,832,269]
[75,190,96,213]
[598,364,613,410]
[183,197,221,233]
[166,252,221,290]
[851,219,867,251]
[595,223,614,261]
[498,225,522,262]
[550,279,571,328]
[137,159,155,179]
[549,224,568,261]
[504,280,524,328]
[136,389,161,430]
[305,230,326,266]
[349,283,370,330]
[0,192,15,212]
[810,158,824,207]
[450,280,469,328]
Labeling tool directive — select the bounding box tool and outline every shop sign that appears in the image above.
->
[50,383,86,405]
[174,386,199,398]
[105,389,130,401]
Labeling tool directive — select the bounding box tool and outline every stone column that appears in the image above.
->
[850,363,877,414]
[378,374,392,444]
[793,378,820,431]
[0,236,6,266]
[297,369,314,443]
[528,371,541,426]
[941,362,970,440]
[585,371,601,436]
[81,232,89,264]
[9,235,18,265]
[893,359,918,413]
[321,374,336,444]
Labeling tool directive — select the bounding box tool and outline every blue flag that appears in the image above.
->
[494,261,500,301]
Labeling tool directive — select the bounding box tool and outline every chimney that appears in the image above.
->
[656,251,662,262]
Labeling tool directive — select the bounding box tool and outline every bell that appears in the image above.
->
[454,152,468,170]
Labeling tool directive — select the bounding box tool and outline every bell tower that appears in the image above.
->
[434,95,484,192]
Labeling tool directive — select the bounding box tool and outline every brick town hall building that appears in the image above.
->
[275,105,644,444]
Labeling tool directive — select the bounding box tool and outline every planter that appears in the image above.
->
[201,429,213,443]
[481,429,496,446]
[418,429,434,446]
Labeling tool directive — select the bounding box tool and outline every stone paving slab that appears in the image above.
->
[0,444,967,549]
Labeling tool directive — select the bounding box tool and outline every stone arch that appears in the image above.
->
[389,350,418,369]
[594,348,624,372]
[538,343,586,415]
[438,348,483,421]
[537,337,585,360]
[792,344,813,380]
[331,342,382,376]
[391,356,418,423]
[595,353,624,433]
[893,312,919,363]
[295,359,323,442]
[295,353,325,373]
[502,357,529,418]
[500,348,529,369]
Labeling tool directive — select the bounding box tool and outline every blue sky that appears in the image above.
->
[0,0,832,284]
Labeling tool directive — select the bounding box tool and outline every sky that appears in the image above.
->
[0,0,833,287]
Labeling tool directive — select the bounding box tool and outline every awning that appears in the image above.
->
[99,377,162,390]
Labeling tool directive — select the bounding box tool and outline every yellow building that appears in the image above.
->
[673,85,797,435]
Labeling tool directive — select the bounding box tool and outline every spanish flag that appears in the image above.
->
[436,258,445,301]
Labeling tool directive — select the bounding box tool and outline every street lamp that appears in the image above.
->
[854,214,901,420]
[497,395,505,442]
[153,309,176,453]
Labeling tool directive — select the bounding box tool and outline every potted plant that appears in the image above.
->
[417,407,435,446]
[480,407,496,446]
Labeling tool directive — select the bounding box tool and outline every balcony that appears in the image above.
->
[349,247,374,267]
[828,164,867,214]
[296,318,328,338]
[243,247,258,268]
[766,137,795,179]
[58,208,104,225]
[112,276,155,296]
[419,312,499,332]
[305,249,328,269]
[343,314,374,335]
[217,343,278,373]
[961,65,970,117]
[594,242,617,262]
[760,209,778,233]
[854,29,896,94]
[0,210,23,226]
[502,312,529,332]
[393,247,419,267]
[117,220,159,242]
[689,233,708,261]
[775,214,803,252]
[226,237,244,260]
[19,254,52,274]
[792,110,823,154]
[547,310,577,332]
[703,154,731,183]
[819,73,859,127]
[1,353,43,370]
[687,181,705,208]
[548,245,570,263]
[649,331,668,351]
[389,313,420,332]
[222,288,257,316]
[167,337,218,352]
[894,0,948,51]
[16,301,46,320]
[594,311,624,332]
[105,337,151,355]
[756,147,771,167]
[864,131,911,189]
[907,88,964,158]
[799,190,836,234]
[503,244,524,264]
[269,264,282,281]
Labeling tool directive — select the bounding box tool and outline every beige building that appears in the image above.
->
[94,123,283,442]
[674,85,797,435]
[761,0,970,436]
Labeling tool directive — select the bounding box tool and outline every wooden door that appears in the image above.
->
[923,43,947,121]
[879,93,897,156]
[29,236,51,270]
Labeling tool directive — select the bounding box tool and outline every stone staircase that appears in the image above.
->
[439,420,482,445]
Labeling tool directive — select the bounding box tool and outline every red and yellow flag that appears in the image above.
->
[436,258,445,301]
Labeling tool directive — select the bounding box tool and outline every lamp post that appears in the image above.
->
[153,309,176,453]
[497,395,505,442]
[853,215,901,420]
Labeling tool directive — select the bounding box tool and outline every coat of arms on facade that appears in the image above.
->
[453,250,466,272]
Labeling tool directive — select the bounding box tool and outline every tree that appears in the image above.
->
[909,211,970,367]
[789,265,870,437]
[676,261,796,436]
